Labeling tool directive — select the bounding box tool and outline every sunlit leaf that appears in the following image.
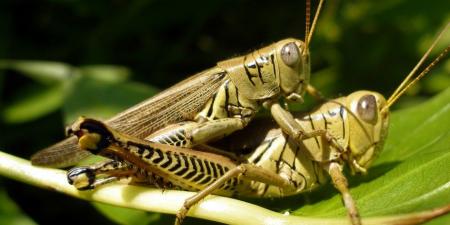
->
[79,65,131,83]
[0,60,74,84]
[1,83,66,124]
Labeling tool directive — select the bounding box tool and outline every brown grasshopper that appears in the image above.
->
[64,24,449,225]
[31,0,326,169]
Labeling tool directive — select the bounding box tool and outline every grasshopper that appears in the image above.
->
[64,24,449,225]
[30,0,326,168]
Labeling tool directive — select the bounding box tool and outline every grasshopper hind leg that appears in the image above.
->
[175,163,296,225]
[67,166,120,190]
[67,159,167,190]
[67,160,136,190]
[67,159,174,191]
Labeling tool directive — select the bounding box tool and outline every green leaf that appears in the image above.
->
[1,83,66,124]
[79,65,131,83]
[62,75,158,124]
[0,60,74,84]
[0,186,36,225]
[0,62,136,124]
[293,87,450,223]
[93,202,161,225]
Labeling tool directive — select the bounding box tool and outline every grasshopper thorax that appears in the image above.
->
[217,38,309,102]
[344,91,389,174]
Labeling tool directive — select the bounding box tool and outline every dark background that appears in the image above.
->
[0,0,448,224]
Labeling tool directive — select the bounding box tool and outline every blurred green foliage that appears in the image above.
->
[0,0,448,224]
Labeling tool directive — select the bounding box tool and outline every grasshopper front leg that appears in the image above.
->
[269,102,362,225]
[270,102,312,141]
[270,102,345,153]
[327,162,361,225]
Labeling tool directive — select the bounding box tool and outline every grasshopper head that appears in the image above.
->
[67,117,113,154]
[345,91,389,174]
[341,27,448,173]
[274,38,310,102]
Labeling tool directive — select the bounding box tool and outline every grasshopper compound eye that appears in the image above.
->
[281,42,301,67]
[357,94,377,123]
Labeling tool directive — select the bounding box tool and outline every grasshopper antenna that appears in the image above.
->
[307,0,324,46]
[383,22,450,112]
[304,0,311,49]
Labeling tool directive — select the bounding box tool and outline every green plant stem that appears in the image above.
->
[0,151,447,225]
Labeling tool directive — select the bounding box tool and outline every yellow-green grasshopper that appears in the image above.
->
[30,0,326,168]
[64,24,449,225]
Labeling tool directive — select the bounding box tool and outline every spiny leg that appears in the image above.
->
[270,102,308,143]
[270,103,345,153]
[326,162,361,225]
[175,163,295,225]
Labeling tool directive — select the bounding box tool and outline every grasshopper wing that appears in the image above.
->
[31,68,227,168]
